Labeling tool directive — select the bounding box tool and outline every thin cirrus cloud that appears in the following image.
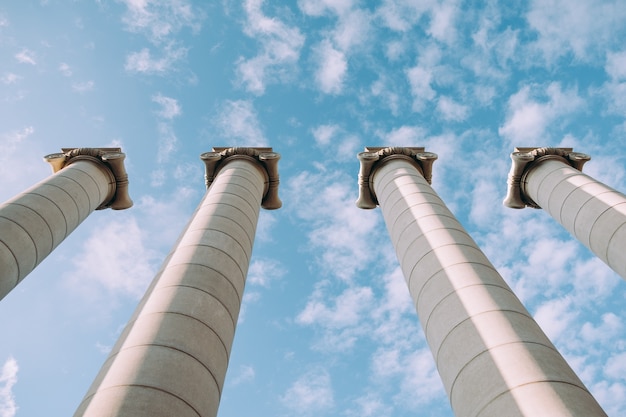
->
[0,357,18,417]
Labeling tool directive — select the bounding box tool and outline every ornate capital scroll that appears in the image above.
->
[356,146,438,209]
[503,147,591,209]
[200,147,282,210]
[43,147,133,210]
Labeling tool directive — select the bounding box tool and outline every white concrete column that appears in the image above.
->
[357,147,606,417]
[0,147,132,300]
[74,147,281,417]
[504,146,626,280]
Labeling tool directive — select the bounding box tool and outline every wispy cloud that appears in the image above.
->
[14,49,36,65]
[124,44,188,75]
[152,93,181,119]
[281,368,334,415]
[0,73,21,85]
[313,39,347,95]
[58,62,72,77]
[498,82,584,145]
[0,357,18,417]
[71,80,95,93]
[236,0,305,95]
[214,100,268,146]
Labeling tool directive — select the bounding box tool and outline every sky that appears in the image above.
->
[1,0,626,416]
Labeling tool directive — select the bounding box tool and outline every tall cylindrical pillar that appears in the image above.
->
[0,147,132,300]
[74,147,281,417]
[504,146,626,280]
[357,147,606,417]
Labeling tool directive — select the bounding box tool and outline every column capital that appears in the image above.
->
[356,146,438,209]
[503,147,591,209]
[43,147,133,210]
[200,147,282,210]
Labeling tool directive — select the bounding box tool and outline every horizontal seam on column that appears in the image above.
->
[206,190,260,215]
[194,213,254,249]
[407,242,490,294]
[375,161,422,186]
[414,261,500,309]
[198,202,256,235]
[58,172,94,211]
[572,190,615,245]
[537,169,576,214]
[434,308,540,364]
[586,195,626,259]
[216,171,264,194]
[156,277,240,325]
[384,188,441,210]
[0,215,38,269]
[388,200,449,231]
[80,384,202,417]
[7,203,55,248]
[42,183,82,225]
[117,341,225,396]
[392,212,458,247]
[532,162,568,209]
[605,219,626,267]
[28,192,68,238]
[377,173,427,202]
[423,283,518,338]
[69,162,111,201]
[210,181,262,206]
[545,174,577,219]
[0,239,20,285]
[472,378,593,417]
[182,227,251,264]
[213,171,264,196]
[558,179,584,225]
[173,243,247,282]
[399,225,472,271]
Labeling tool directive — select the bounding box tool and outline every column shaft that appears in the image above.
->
[372,157,606,417]
[522,158,626,279]
[74,158,267,417]
[0,160,116,299]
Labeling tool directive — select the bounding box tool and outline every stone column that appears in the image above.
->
[74,147,281,417]
[357,147,606,417]
[504,146,626,280]
[0,147,132,301]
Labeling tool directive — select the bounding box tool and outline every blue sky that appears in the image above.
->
[2,0,626,416]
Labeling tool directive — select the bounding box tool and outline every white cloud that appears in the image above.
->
[215,100,268,146]
[312,124,339,146]
[229,364,255,386]
[124,44,187,74]
[281,369,334,415]
[71,80,95,93]
[15,49,36,65]
[298,0,354,17]
[406,65,436,111]
[498,82,584,145]
[152,93,181,119]
[155,122,178,163]
[606,51,626,81]
[58,62,72,77]
[1,73,21,84]
[236,0,305,95]
[0,357,18,417]
[332,8,371,52]
[533,297,578,342]
[313,39,347,95]
[380,125,426,147]
[427,0,458,44]
[526,0,626,63]
[297,285,373,329]
[65,216,158,299]
[119,0,202,44]
[247,257,286,287]
[437,96,469,121]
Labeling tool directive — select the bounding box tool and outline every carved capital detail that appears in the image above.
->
[503,147,591,209]
[43,148,133,210]
[200,147,282,210]
[356,146,438,209]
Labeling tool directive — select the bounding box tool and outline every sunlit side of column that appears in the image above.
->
[74,149,280,417]
[504,147,626,280]
[0,148,131,300]
[358,148,606,417]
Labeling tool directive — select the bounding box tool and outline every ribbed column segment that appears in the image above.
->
[522,158,626,279]
[369,157,606,417]
[0,159,116,300]
[74,158,268,417]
